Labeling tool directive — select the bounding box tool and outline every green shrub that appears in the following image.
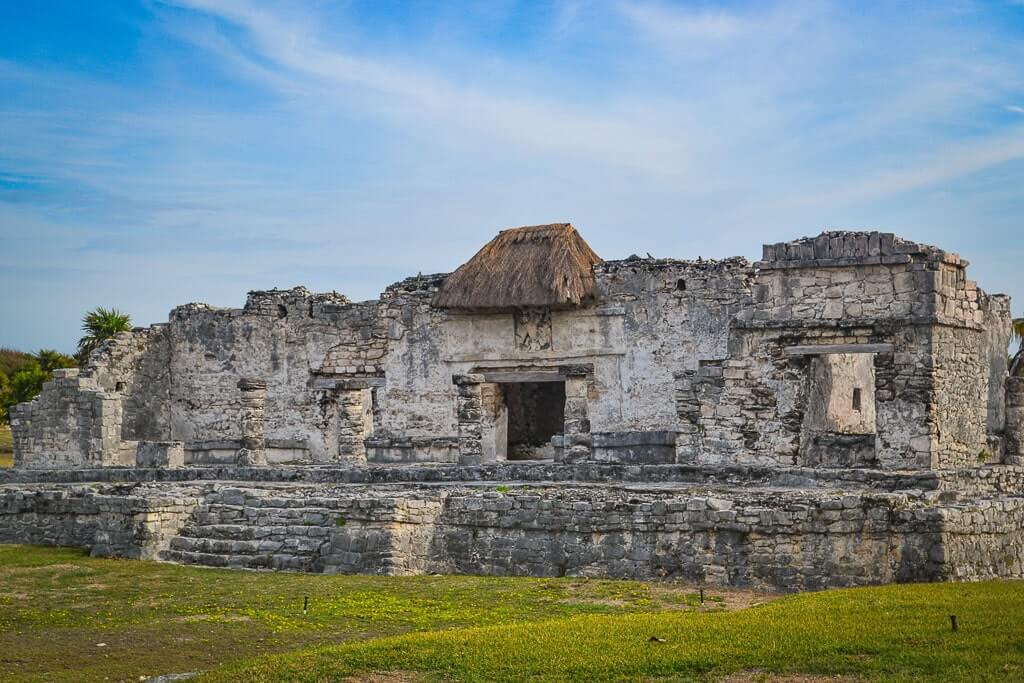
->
[2,361,47,420]
[0,348,33,379]
[0,369,8,423]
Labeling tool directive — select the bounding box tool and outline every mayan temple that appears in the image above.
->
[3,224,1023,590]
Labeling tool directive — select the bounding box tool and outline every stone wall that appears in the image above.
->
[166,288,375,464]
[931,325,991,468]
[8,480,1022,590]
[428,489,946,589]
[590,257,752,433]
[9,230,1015,473]
[84,325,172,443]
[0,485,199,559]
[10,370,125,469]
[369,259,753,457]
[941,498,1024,580]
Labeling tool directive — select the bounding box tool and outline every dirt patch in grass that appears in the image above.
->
[345,672,428,683]
[561,579,776,612]
[175,614,253,623]
[716,672,863,682]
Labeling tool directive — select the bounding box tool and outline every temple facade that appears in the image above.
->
[3,225,1023,590]
[10,225,1020,472]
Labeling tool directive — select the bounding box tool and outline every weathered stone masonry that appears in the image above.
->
[4,225,1024,590]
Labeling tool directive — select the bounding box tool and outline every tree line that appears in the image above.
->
[0,308,132,423]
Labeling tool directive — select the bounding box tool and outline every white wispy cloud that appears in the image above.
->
[4,0,1024,350]
[617,1,750,47]
[161,0,693,178]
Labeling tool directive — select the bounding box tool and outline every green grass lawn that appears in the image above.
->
[201,580,1024,683]
[2,545,1022,682]
[0,424,12,467]
[0,545,738,682]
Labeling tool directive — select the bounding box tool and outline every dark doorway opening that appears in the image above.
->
[503,381,565,460]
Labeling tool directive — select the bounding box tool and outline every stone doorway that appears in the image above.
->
[502,381,566,460]
[800,352,878,467]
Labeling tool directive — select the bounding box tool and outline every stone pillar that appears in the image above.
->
[8,402,31,468]
[674,369,701,463]
[1006,378,1024,465]
[237,378,268,466]
[338,382,370,464]
[560,365,592,462]
[454,374,485,466]
[479,382,508,462]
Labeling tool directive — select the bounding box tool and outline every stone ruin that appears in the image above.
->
[3,224,1023,591]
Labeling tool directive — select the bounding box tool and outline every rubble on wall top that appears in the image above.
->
[244,287,351,312]
[169,302,225,318]
[759,231,967,270]
[383,273,449,296]
[167,287,355,321]
[598,255,751,274]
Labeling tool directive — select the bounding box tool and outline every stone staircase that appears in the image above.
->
[160,486,343,571]
[158,484,444,573]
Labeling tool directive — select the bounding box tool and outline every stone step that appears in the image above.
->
[191,503,343,526]
[168,534,329,556]
[172,528,329,548]
[202,492,353,509]
[160,548,319,572]
[174,522,336,541]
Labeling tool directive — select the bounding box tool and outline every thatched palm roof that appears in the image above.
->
[433,224,603,310]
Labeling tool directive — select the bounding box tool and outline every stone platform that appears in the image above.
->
[2,464,1022,592]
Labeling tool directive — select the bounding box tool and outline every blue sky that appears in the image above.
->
[1,0,1023,353]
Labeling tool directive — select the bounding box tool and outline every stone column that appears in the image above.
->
[478,382,507,462]
[454,373,485,466]
[560,365,592,463]
[338,381,370,464]
[1006,378,1024,465]
[237,378,268,466]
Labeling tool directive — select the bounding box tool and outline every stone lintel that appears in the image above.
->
[478,371,563,384]
[784,343,895,356]
[312,377,385,391]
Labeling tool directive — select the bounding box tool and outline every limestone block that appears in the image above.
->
[136,441,185,469]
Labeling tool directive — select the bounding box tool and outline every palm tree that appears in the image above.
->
[77,307,132,363]
[1012,318,1024,378]
[33,349,77,374]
